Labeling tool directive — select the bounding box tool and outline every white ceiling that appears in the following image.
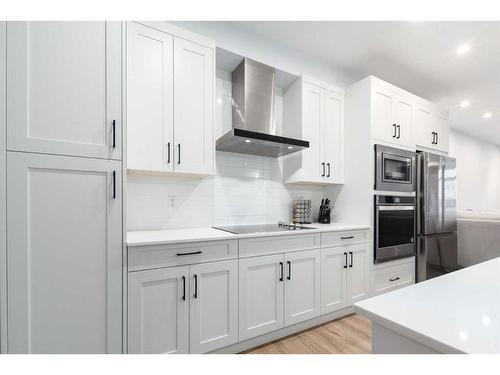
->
[231,21,500,145]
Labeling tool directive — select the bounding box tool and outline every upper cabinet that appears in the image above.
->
[282,77,345,185]
[371,84,414,149]
[127,22,215,176]
[6,21,122,160]
[361,76,449,153]
[414,103,449,153]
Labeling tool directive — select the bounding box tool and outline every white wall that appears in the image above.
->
[172,21,358,89]
[448,129,500,211]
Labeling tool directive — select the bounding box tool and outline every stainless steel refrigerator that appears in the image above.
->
[416,151,459,282]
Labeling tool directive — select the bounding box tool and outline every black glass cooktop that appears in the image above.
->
[213,224,315,235]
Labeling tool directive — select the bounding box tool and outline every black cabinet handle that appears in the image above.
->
[341,236,354,240]
[182,276,186,301]
[176,251,202,256]
[349,251,353,268]
[432,132,437,144]
[112,120,116,149]
[167,142,171,164]
[279,262,284,282]
[389,277,400,282]
[397,125,401,139]
[435,132,438,145]
[344,252,348,269]
[193,274,198,299]
[178,144,181,164]
[327,163,331,177]
[287,261,291,280]
[112,171,116,199]
[321,162,325,177]
[392,124,397,138]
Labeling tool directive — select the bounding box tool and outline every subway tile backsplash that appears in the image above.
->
[126,69,332,231]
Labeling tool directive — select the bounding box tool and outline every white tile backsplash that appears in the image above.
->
[126,69,330,231]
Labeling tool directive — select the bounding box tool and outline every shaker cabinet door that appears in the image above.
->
[321,246,348,314]
[324,90,344,182]
[7,152,123,353]
[173,37,214,175]
[346,244,370,305]
[127,22,174,172]
[128,267,189,354]
[239,254,284,341]
[283,250,321,326]
[6,21,122,159]
[189,260,238,353]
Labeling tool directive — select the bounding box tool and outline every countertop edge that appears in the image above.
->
[353,304,465,354]
[126,224,371,247]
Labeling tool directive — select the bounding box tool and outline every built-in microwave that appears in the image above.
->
[375,144,416,193]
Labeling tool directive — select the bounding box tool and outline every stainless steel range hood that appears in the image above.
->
[216,58,309,158]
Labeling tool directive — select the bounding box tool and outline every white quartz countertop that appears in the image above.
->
[354,257,500,354]
[127,223,370,247]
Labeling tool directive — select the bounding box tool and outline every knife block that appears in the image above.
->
[318,205,331,224]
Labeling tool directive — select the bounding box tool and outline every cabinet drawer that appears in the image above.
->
[239,233,320,258]
[321,230,368,247]
[128,240,238,272]
[371,262,415,296]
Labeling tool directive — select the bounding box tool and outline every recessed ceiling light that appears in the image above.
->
[483,112,492,119]
[287,146,293,149]
[456,44,471,55]
[459,100,470,108]
[245,139,251,143]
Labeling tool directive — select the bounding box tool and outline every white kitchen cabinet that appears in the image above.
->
[7,152,122,353]
[173,38,214,175]
[414,104,449,153]
[284,250,321,326]
[6,21,122,160]
[127,22,214,176]
[320,246,348,314]
[239,254,284,341]
[346,243,369,305]
[283,77,344,184]
[128,266,189,354]
[371,260,415,296]
[371,84,414,149]
[127,22,174,172]
[128,259,237,354]
[189,260,238,353]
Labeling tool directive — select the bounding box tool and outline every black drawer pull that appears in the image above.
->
[178,144,181,164]
[343,252,348,269]
[341,236,355,240]
[349,251,353,268]
[182,276,186,301]
[392,124,397,138]
[389,277,400,282]
[321,162,325,177]
[112,171,116,199]
[279,262,284,281]
[112,119,116,148]
[167,142,171,164]
[193,274,198,299]
[287,261,291,280]
[327,163,331,177]
[176,251,202,256]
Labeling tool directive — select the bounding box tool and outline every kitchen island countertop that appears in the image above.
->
[355,257,500,354]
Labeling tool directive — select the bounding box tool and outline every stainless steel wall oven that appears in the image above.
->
[374,195,416,263]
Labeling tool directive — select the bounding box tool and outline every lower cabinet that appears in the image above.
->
[128,259,238,354]
[284,250,321,326]
[321,243,369,314]
[128,266,189,354]
[239,250,321,341]
[370,260,415,296]
[238,254,284,341]
[7,152,122,353]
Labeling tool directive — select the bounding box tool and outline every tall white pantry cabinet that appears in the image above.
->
[0,21,124,353]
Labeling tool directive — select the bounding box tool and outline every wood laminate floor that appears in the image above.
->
[243,314,371,354]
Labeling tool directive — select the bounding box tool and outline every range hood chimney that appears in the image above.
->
[216,58,309,158]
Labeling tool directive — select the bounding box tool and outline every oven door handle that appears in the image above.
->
[377,206,415,211]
